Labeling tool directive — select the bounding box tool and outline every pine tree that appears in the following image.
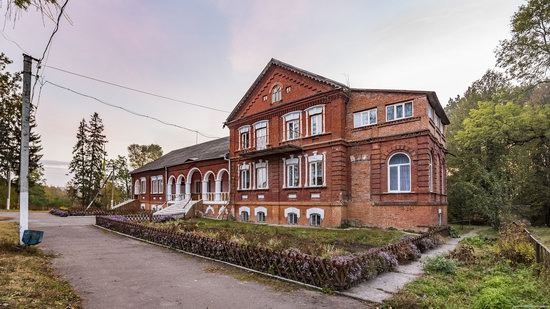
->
[87,112,107,206]
[68,119,90,205]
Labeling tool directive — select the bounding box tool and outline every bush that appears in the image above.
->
[473,287,514,309]
[448,244,476,265]
[449,226,460,238]
[416,237,436,252]
[461,235,486,247]
[496,223,535,265]
[424,256,457,275]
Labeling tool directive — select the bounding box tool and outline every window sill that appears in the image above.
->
[383,191,414,194]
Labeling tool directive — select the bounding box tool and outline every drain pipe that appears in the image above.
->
[224,152,231,217]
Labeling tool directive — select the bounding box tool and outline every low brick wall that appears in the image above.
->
[96,216,448,290]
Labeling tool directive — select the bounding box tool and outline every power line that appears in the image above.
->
[43,79,222,140]
[31,0,69,104]
[0,30,29,54]
[44,65,231,113]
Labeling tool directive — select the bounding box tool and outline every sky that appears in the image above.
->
[1,0,523,187]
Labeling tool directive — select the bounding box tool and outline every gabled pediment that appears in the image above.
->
[226,59,347,123]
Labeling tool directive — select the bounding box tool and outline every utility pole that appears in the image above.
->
[6,169,11,210]
[20,54,33,244]
[110,166,115,209]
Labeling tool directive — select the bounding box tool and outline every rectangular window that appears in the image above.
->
[353,108,377,128]
[158,176,163,194]
[140,178,146,194]
[286,163,299,187]
[286,119,300,140]
[240,169,250,190]
[428,104,434,120]
[256,166,267,189]
[386,101,413,122]
[240,131,249,149]
[310,114,322,136]
[309,161,323,186]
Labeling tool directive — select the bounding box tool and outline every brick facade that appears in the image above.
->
[131,59,449,230]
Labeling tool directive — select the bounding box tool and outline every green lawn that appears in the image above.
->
[147,218,405,257]
[0,222,80,308]
[385,233,550,308]
[529,226,550,248]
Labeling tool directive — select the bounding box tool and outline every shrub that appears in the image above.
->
[424,256,457,275]
[385,291,422,309]
[496,223,535,265]
[448,244,476,265]
[49,208,68,217]
[461,235,486,247]
[395,242,421,263]
[449,226,460,238]
[377,251,398,271]
[473,287,514,309]
[417,237,436,253]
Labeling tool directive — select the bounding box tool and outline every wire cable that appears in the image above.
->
[42,80,222,140]
[44,65,231,113]
[0,30,29,54]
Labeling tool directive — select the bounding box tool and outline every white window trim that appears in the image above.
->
[305,105,325,137]
[254,206,267,217]
[157,175,164,194]
[386,101,414,122]
[428,154,433,192]
[282,111,302,141]
[239,206,250,215]
[284,207,300,218]
[353,108,377,128]
[239,163,251,190]
[255,160,269,189]
[253,120,269,150]
[306,152,326,187]
[134,180,140,195]
[238,125,251,150]
[140,177,146,194]
[387,152,412,193]
[306,208,325,219]
[271,85,282,103]
[283,156,301,188]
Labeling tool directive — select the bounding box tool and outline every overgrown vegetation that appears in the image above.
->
[530,226,550,248]
[386,223,550,308]
[146,218,405,257]
[0,222,80,308]
[447,0,550,227]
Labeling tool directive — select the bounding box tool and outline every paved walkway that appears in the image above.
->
[0,212,368,309]
[341,230,477,303]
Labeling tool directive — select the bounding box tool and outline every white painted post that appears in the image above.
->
[215,180,221,201]
[6,169,11,210]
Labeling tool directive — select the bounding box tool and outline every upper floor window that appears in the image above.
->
[388,153,411,192]
[134,180,140,195]
[239,164,251,190]
[428,104,434,120]
[285,158,300,188]
[353,108,377,128]
[306,105,324,136]
[157,176,163,194]
[272,85,281,103]
[283,112,301,140]
[239,126,250,150]
[386,101,413,122]
[308,154,324,187]
[428,154,433,192]
[140,177,146,194]
[256,161,268,189]
[254,121,268,150]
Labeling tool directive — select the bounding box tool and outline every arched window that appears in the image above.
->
[256,211,266,223]
[288,213,298,225]
[134,180,140,195]
[240,211,249,222]
[272,85,281,103]
[309,213,321,226]
[388,153,411,192]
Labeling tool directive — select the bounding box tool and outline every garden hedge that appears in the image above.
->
[96,215,448,290]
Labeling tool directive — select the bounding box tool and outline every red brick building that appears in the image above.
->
[131,59,449,230]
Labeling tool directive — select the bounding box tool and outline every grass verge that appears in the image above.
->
[385,230,550,308]
[146,218,404,257]
[0,222,80,308]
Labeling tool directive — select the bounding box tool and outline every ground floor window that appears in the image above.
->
[241,211,249,222]
[309,213,321,226]
[288,213,298,225]
[256,211,266,223]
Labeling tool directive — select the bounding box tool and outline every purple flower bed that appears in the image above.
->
[49,208,69,217]
[96,215,449,290]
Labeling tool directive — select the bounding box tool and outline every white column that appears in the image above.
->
[215,180,222,201]
[202,180,208,201]
[185,182,191,200]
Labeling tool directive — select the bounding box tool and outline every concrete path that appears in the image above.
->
[0,212,368,309]
[341,231,477,303]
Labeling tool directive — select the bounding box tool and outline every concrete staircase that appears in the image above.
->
[153,197,201,219]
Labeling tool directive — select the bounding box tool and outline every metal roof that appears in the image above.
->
[130,137,229,174]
